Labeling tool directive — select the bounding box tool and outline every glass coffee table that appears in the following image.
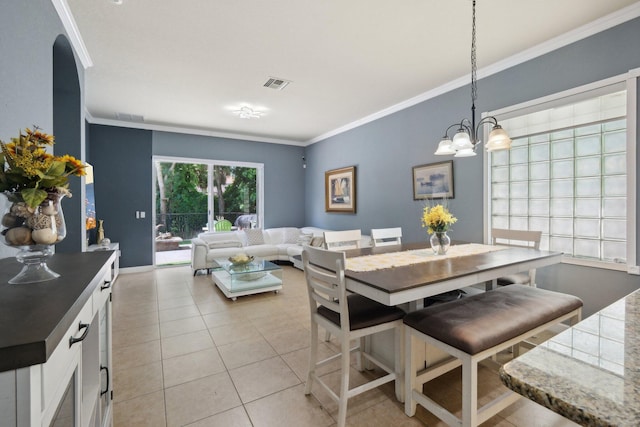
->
[212,258,282,300]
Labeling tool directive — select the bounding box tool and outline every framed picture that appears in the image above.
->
[412,160,454,200]
[325,166,356,213]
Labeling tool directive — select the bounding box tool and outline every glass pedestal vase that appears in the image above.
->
[430,231,450,255]
[1,191,66,284]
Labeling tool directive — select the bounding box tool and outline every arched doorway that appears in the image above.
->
[52,34,83,253]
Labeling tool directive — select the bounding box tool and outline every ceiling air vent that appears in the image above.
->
[115,112,144,122]
[263,77,291,90]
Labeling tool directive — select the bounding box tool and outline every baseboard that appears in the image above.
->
[119,265,154,274]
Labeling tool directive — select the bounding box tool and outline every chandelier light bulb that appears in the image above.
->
[435,138,456,155]
[485,126,512,151]
[454,148,477,157]
[451,130,472,151]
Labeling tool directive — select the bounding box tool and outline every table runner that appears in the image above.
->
[345,243,506,272]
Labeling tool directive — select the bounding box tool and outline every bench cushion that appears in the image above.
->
[403,286,583,355]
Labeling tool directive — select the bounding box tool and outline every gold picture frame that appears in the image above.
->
[325,166,356,213]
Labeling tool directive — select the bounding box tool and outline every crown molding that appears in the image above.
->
[51,0,93,68]
[85,111,306,146]
[306,2,640,146]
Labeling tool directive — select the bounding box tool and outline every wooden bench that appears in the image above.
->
[404,285,583,427]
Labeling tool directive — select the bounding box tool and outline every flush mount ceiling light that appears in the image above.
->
[111,0,124,4]
[233,106,263,119]
[434,0,512,158]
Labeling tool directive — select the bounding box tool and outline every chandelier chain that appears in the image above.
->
[471,0,477,106]
[433,0,511,156]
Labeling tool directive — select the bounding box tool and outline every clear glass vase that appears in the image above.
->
[1,190,66,284]
[430,231,450,255]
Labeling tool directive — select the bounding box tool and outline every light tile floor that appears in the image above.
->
[112,265,579,427]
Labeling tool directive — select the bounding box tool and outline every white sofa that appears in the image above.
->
[191,227,372,274]
[190,227,325,274]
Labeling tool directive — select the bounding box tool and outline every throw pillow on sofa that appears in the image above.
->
[310,236,324,247]
[284,228,301,244]
[245,229,265,245]
[297,232,313,246]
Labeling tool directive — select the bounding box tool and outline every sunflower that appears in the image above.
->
[25,127,54,145]
[0,126,86,207]
[58,154,87,176]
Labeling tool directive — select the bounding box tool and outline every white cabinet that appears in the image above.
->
[93,270,114,427]
[0,252,116,427]
[87,242,120,282]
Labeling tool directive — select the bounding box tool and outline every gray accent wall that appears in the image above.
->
[86,127,306,267]
[305,17,640,316]
[153,131,306,229]
[88,125,154,268]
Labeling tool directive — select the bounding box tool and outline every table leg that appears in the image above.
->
[485,279,497,291]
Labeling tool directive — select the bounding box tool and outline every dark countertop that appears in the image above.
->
[0,251,116,372]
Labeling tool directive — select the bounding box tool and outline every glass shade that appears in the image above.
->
[485,126,512,151]
[434,138,456,155]
[452,130,473,150]
[454,147,477,157]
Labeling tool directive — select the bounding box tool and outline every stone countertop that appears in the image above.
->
[0,251,115,372]
[500,288,640,426]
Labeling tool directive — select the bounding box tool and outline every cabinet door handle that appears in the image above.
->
[69,322,90,347]
[101,280,112,291]
[100,365,110,396]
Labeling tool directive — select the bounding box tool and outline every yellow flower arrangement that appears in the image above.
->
[0,127,86,208]
[421,204,457,234]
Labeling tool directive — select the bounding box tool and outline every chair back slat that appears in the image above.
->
[492,228,541,249]
[491,228,542,286]
[371,227,402,247]
[323,229,361,251]
[307,266,341,307]
[303,246,350,325]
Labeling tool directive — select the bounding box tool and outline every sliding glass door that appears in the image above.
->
[153,157,263,266]
[213,165,258,229]
[155,161,209,241]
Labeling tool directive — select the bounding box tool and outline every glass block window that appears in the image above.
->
[490,90,627,264]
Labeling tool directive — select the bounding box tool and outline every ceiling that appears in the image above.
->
[66,0,639,145]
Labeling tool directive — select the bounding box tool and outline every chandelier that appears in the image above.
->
[434,0,511,157]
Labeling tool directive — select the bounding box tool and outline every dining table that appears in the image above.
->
[341,241,562,310]
[332,240,563,400]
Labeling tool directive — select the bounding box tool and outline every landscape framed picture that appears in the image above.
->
[325,166,356,213]
[412,161,454,200]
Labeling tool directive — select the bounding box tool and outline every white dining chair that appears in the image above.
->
[371,227,402,247]
[321,229,362,341]
[323,229,361,251]
[492,228,542,287]
[302,246,405,427]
